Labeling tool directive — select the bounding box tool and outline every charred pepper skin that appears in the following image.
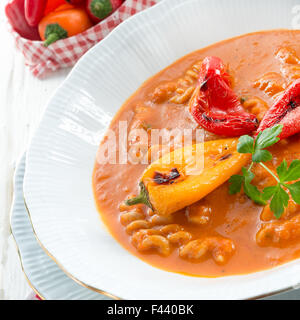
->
[189,56,258,137]
[257,79,300,140]
[125,139,250,216]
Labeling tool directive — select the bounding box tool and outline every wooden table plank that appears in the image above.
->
[0,1,69,299]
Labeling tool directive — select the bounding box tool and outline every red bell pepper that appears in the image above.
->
[5,0,40,40]
[66,0,86,3]
[189,56,258,137]
[86,0,124,23]
[256,79,300,139]
[44,0,67,16]
[25,0,47,27]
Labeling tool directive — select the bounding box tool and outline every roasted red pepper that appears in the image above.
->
[257,79,300,139]
[25,0,47,27]
[5,0,40,40]
[189,56,258,137]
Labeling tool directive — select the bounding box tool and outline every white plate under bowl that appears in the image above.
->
[24,0,300,299]
[11,154,113,300]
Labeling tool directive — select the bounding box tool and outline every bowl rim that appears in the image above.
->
[11,153,116,300]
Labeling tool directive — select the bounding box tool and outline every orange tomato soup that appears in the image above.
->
[93,30,300,277]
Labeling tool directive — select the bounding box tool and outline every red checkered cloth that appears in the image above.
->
[8,0,158,78]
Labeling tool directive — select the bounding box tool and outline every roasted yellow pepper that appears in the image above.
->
[125,138,250,216]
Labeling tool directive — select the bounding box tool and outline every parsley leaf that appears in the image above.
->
[276,160,287,181]
[242,168,266,205]
[244,182,266,205]
[229,168,266,204]
[286,181,300,204]
[262,185,278,201]
[242,167,254,183]
[252,149,272,163]
[237,135,254,154]
[251,125,282,163]
[254,124,283,150]
[269,186,289,219]
[229,174,244,195]
[228,124,300,219]
[236,125,282,164]
[277,159,300,182]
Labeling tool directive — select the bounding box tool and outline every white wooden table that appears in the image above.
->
[0,1,70,299]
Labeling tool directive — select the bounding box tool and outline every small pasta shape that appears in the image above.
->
[185,75,195,84]
[169,87,195,104]
[126,220,150,235]
[256,214,300,246]
[119,202,135,212]
[149,214,174,226]
[131,229,170,256]
[260,199,300,222]
[253,72,285,97]
[179,237,235,264]
[177,78,192,87]
[186,69,199,79]
[168,231,192,245]
[185,202,211,225]
[275,47,300,81]
[260,205,275,222]
[241,96,269,122]
[160,224,184,236]
[151,82,177,103]
[120,209,145,226]
[285,199,299,217]
[276,47,300,65]
[180,239,207,260]
[131,229,161,248]
[132,228,161,241]
[151,60,202,105]
[289,65,300,79]
[176,88,185,94]
[140,235,171,256]
[280,65,300,81]
[191,60,203,72]
[130,119,150,132]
